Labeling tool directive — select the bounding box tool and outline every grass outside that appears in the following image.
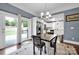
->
[5,26,17,36]
[5,30,16,36]
[5,26,28,36]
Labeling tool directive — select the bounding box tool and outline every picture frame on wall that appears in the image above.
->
[66,13,79,22]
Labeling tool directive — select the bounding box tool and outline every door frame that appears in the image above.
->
[0,11,22,49]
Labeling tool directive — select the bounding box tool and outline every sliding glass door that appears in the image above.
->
[21,17,28,42]
[0,11,18,48]
[5,14,18,47]
[0,11,30,49]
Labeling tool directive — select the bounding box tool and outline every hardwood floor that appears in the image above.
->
[0,41,28,55]
[73,45,79,54]
[0,44,21,55]
[0,41,79,55]
[0,40,79,55]
[64,42,79,54]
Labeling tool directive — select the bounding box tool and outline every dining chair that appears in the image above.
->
[32,35,46,55]
[50,36,57,55]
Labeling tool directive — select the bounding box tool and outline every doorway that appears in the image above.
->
[0,11,30,49]
[5,15,18,47]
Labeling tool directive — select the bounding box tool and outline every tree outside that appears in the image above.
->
[5,18,28,36]
[22,19,28,27]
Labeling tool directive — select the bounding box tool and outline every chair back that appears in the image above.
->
[32,35,41,45]
[50,36,57,47]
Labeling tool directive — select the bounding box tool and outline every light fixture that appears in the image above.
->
[40,4,51,20]
[41,12,51,19]
[41,12,44,18]
[46,12,49,15]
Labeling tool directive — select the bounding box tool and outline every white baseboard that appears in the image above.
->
[64,40,79,45]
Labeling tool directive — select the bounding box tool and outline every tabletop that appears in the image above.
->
[41,34,57,42]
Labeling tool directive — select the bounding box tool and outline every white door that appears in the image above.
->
[0,11,5,49]
[0,11,18,48]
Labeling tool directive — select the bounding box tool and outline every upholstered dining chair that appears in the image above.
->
[32,35,46,55]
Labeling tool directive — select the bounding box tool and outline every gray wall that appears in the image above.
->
[0,3,35,18]
[64,7,79,42]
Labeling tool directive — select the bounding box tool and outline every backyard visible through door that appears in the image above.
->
[5,16,18,47]
[5,16,28,47]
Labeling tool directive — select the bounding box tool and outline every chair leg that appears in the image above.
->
[40,48,42,55]
[33,45,35,55]
[54,46,56,55]
[44,45,46,54]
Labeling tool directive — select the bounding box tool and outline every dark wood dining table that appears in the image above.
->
[40,34,57,42]
[39,34,57,54]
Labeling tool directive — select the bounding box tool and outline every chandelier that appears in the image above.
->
[41,12,51,19]
[40,4,51,20]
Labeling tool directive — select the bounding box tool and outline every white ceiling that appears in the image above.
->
[10,3,79,17]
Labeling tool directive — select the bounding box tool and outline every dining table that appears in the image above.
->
[38,33,77,55]
[41,33,57,42]
[40,33,57,54]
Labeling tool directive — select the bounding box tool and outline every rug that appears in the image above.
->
[9,41,77,55]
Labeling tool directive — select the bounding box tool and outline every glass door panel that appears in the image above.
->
[21,17,28,42]
[5,16,18,47]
